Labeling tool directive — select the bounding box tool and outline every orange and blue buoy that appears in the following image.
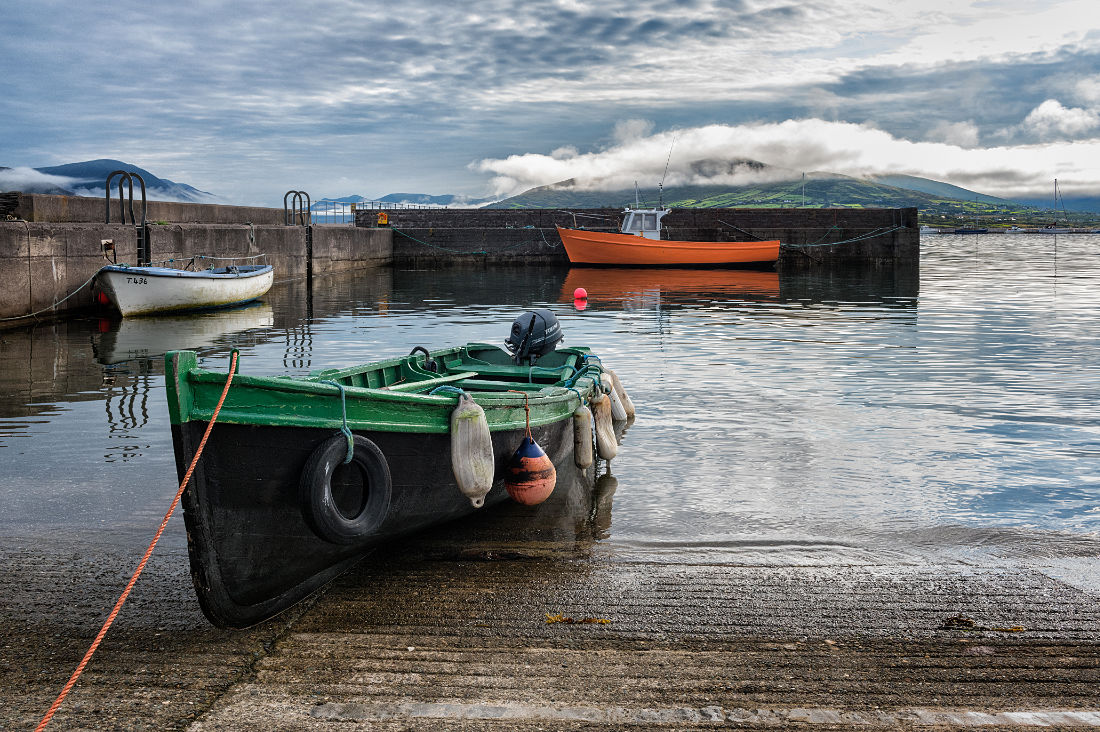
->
[505,435,556,505]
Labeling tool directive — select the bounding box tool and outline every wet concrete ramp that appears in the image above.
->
[5,537,1100,730]
[189,548,1100,730]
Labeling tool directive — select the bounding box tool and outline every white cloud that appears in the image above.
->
[550,146,579,160]
[475,119,1100,199]
[867,0,1100,67]
[1074,76,1100,105]
[925,121,981,148]
[612,119,655,144]
[0,167,78,192]
[1023,99,1100,139]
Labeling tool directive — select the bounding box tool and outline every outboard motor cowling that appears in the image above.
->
[504,308,563,364]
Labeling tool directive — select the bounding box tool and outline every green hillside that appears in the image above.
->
[487,172,1100,228]
[867,174,1016,206]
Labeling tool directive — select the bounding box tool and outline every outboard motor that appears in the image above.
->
[504,308,563,365]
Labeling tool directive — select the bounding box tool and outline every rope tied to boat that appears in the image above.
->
[507,389,534,438]
[429,384,468,398]
[321,380,355,464]
[0,269,100,322]
[781,225,906,249]
[563,354,604,388]
[716,219,766,241]
[36,350,240,732]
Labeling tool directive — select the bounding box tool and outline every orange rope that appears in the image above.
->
[36,351,240,731]
[507,389,532,437]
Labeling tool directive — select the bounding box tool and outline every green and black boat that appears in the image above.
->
[165,312,622,628]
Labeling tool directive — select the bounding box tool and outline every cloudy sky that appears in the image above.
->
[2,0,1099,205]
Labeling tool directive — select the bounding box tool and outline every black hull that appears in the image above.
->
[172,417,578,628]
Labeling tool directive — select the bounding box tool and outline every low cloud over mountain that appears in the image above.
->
[0,159,217,203]
[474,119,1100,204]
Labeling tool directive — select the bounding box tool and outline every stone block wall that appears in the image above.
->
[12,193,288,225]
[0,223,391,324]
[356,207,919,267]
[0,223,139,320]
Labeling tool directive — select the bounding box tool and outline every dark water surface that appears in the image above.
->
[2,234,1098,588]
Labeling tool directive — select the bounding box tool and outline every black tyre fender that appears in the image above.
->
[299,434,392,544]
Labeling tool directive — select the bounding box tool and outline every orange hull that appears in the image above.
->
[556,226,780,266]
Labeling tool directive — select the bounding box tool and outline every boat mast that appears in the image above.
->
[1054,178,1068,221]
[658,135,677,210]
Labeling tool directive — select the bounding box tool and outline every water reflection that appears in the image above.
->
[560,268,782,309]
[2,240,1099,575]
[282,323,314,370]
[415,459,623,558]
[102,365,154,462]
[558,264,918,310]
[91,302,274,366]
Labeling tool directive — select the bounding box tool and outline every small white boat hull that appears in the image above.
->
[96,264,274,316]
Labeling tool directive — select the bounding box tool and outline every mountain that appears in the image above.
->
[1012,195,1100,213]
[311,192,497,210]
[0,159,216,202]
[376,192,496,207]
[35,159,215,202]
[486,171,948,210]
[483,163,1100,221]
[865,174,1015,206]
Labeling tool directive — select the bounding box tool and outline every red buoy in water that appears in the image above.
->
[573,287,587,300]
[505,436,556,505]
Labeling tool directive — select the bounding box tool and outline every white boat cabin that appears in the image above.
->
[620,208,671,240]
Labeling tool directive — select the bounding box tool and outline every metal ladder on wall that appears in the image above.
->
[105,171,149,265]
[284,190,314,283]
[284,190,311,226]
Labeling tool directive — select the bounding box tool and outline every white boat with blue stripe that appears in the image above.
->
[95,258,274,316]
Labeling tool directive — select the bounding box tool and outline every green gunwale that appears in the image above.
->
[165,343,603,434]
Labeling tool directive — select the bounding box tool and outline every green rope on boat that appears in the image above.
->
[429,385,467,398]
[321,380,354,464]
[564,355,603,389]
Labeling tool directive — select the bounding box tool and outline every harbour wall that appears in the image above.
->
[0,194,391,324]
[2,191,918,323]
[4,191,288,225]
[355,207,919,268]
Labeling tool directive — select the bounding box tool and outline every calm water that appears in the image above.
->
[2,235,1099,585]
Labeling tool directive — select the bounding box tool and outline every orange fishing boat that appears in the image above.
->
[556,208,780,267]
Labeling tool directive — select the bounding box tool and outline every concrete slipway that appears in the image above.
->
[2,475,1098,731]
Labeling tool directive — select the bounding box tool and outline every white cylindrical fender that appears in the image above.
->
[572,404,594,469]
[590,392,618,460]
[450,393,495,508]
[602,373,628,422]
[608,369,635,419]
